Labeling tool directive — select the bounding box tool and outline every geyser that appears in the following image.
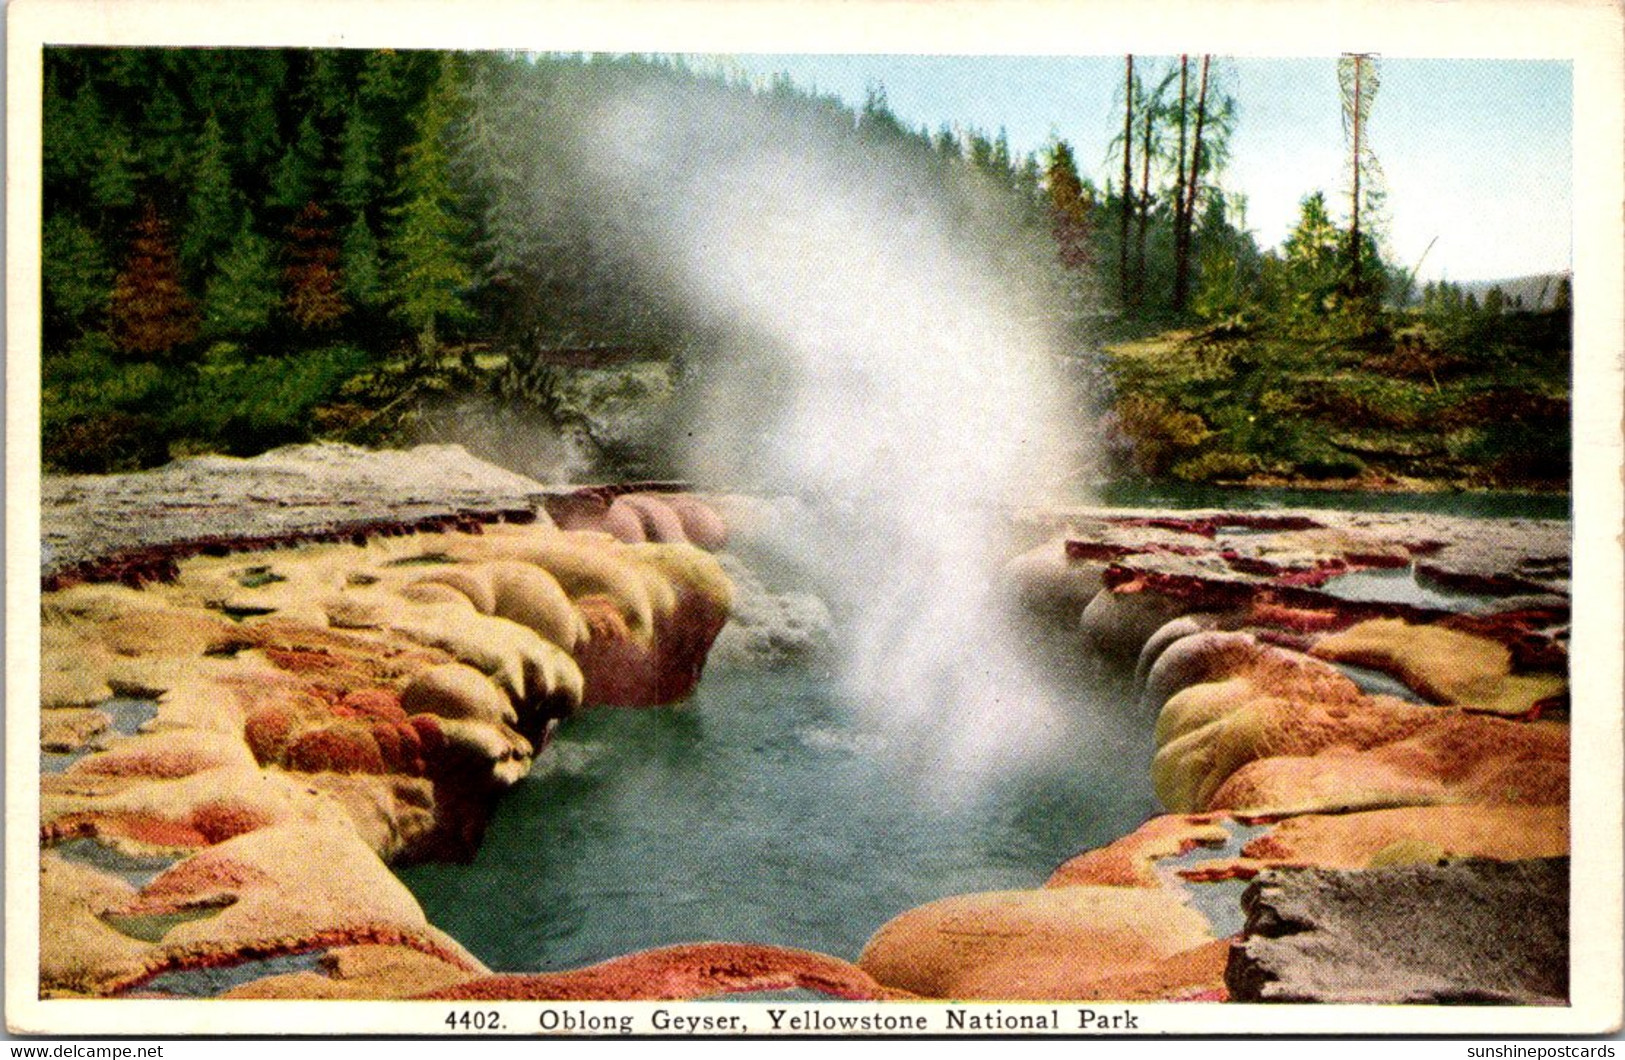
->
[506,64,1111,797]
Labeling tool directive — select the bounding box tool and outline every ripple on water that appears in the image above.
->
[531,740,610,777]
[52,838,181,890]
[1318,565,1502,612]
[1154,819,1274,938]
[41,698,160,775]
[1330,662,1430,704]
[792,726,887,756]
[135,950,330,998]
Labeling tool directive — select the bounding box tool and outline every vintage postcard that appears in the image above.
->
[7,0,1622,1041]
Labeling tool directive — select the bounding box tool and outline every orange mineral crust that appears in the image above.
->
[418,943,909,1001]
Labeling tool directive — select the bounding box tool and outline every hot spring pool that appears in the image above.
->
[397,665,1157,973]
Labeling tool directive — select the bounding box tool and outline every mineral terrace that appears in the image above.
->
[36,444,1569,1003]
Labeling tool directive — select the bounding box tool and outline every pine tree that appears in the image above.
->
[268,113,325,212]
[359,49,408,110]
[283,200,348,330]
[1119,55,1135,308]
[108,201,200,356]
[1172,55,1211,311]
[90,123,140,212]
[224,51,288,170]
[1338,54,1383,297]
[1277,191,1344,321]
[303,51,353,121]
[385,61,472,358]
[338,101,381,214]
[341,214,385,309]
[138,69,191,186]
[42,214,113,336]
[202,224,279,339]
[1045,140,1093,270]
[44,80,107,190]
[181,113,241,276]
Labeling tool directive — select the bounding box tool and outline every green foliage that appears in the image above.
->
[1112,394,1211,476]
[340,215,386,309]
[201,225,279,340]
[166,343,370,453]
[44,332,166,419]
[338,102,382,214]
[386,60,474,355]
[89,123,140,212]
[1103,302,1570,489]
[1240,191,1388,338]
[1169,450,1257,483]
[43,80,107,188]
[44,411,170,473]
[268,113,325,213]
[42,215,113,334]
[42,333,173,472]
[1045,140,1093,270]
[1192,240,1253,322]
[181,113,241,275]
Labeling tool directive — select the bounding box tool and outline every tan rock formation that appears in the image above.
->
[1312,618,1566,717]
[859,884,1217,999]
[37,516,735,998]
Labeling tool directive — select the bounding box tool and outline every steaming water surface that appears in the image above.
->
[398,665,1157,973]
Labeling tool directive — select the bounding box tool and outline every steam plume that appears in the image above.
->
[523,68,1103,797]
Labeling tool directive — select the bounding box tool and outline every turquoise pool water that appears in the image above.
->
[397,665,1156,973]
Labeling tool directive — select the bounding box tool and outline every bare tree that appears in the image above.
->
[1120,55,1134,308]
[1338,53,1382,293]
[1172,55,1211,311]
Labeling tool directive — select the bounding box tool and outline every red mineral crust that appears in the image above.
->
[284,722,387,776]
[38,502,574,593]
[109,928,484,996]
[416,943,907,1001]
[44,812,211,849]
[572,586,730,707]
[336,688,408,723]
[1045,814,1229,889]
[541,489,729,551]
[1103,514,1324,539]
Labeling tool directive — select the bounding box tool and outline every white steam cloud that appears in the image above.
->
[544,75,1099,799]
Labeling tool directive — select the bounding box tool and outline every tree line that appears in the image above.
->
[44,48,1103,469]
[40,48,1560,475]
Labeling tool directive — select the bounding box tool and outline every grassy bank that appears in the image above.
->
[1099,308,1571,493]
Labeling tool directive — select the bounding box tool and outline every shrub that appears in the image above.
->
[1112,395,1211,476]
[166,343,371,454]
[1294,448,1367,480]
[1170,450,1259,483]
[43,410,169,473]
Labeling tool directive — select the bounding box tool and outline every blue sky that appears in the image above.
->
[709,54,1572,283]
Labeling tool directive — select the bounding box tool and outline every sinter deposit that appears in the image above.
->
[37,445,1568,1002]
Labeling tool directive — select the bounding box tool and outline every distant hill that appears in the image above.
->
[1453,271,1571,311]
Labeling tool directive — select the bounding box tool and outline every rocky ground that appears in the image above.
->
[34,444,1571,1006]
[859,505,1570,1002]
[37,447,767,999]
